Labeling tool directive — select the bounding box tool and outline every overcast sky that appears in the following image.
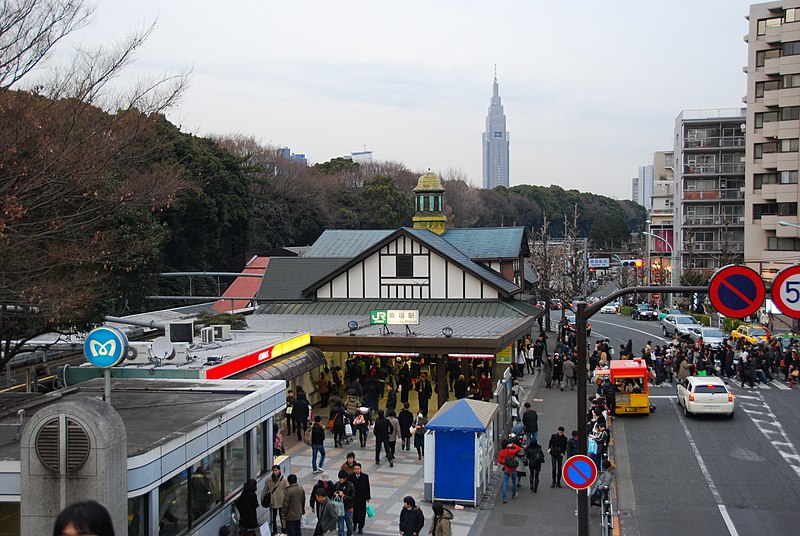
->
[71,0,755,199]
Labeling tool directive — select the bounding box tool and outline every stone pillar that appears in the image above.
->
[20,397,127,536]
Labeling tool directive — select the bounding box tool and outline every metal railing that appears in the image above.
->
[684,136,745,148]
[682,188,744,201]
[683,215,744,226]
[683,163,745,174]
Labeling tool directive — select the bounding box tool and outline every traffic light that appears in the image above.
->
[620,259,643,268]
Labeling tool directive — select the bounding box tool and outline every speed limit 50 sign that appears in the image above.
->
[771,265,800,319]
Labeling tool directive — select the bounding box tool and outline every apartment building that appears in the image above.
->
[744,1,800,277]
[673,110,746,284]
[646,151,675,285]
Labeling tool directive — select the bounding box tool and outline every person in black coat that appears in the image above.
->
[385,384,397,413]
[524,439,545,492]
[454,374,468,399]
[416,373,433,417]
[398,495,425,536]
[548,427,568,488]
[293,391,310,441]
[521,402,538,445]
[235,479,259,535]
[348,463,371,534]
[372,409,394,466]
[398,403,414,451]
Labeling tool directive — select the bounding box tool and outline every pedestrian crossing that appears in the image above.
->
[646,379,792,391]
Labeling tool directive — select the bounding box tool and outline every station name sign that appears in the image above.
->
[370,309,419,325]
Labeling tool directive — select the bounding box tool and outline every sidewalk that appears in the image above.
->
[280,388,481,535]
[280,364,605,535]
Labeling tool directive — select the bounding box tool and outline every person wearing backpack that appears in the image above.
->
[524,439,545,492]
[497,440,523,503]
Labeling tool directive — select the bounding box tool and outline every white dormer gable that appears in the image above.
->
[314,234,498,300]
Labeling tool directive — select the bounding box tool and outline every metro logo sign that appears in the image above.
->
[203,333,310,379]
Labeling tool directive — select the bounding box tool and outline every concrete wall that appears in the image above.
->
[20,397,127,536]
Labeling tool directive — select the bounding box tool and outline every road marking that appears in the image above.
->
[649,395,676,399]
[742,391,800,479]
[673,399,739,536]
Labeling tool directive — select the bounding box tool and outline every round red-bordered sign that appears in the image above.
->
[709,264,766,319]
[771,265,800,319]
[563,454,598,491]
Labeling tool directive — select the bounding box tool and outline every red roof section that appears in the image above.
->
[211,256,269,313]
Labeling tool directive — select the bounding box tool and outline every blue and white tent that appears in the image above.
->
[423,398,498,505]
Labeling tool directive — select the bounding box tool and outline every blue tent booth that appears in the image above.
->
[423,398,498,506]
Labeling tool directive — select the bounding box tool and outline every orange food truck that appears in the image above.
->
[596,359,651,415]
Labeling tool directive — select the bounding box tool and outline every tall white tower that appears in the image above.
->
[482,69,510,189]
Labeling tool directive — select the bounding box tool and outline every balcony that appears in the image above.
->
[683,163,745,175]
[683,136,745,149]
[687,241,745,253]
[683,215,744,226]
[682,189,745,201]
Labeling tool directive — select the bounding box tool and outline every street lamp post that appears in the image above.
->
[642,231,674,305]
[645,220,652,286]
[779,220,800,229]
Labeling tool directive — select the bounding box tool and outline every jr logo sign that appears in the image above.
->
[370,310,388,325]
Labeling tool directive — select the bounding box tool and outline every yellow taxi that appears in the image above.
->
[730,324,771,345]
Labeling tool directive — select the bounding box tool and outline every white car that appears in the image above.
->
[677,376,734,418]
[600,303,618,314]
[688,327,727,349]
[661,314,702,338]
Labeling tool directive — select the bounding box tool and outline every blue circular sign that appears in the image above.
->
[83,326,128,368]
[563,454,598,491]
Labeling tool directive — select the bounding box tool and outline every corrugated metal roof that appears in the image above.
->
[211,256,268,313]
[405,228,520,296]
[256,257,350,301]
[247,312,532,339]
[441,227,526,260]
[257,300,539,318]
[304,230,394,257]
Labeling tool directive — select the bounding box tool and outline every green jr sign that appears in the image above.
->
[370,309,388,325]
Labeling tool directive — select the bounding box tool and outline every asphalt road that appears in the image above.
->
[577,306,800,536]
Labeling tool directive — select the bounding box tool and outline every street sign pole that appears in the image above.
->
[575,301,589,536]
[575,284,710,536]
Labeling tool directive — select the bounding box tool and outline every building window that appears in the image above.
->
[191,451,222,524]
[756,79,781,97]
[126,494,147,536]
[756,48,781,67]
[787,8,799,23]
[755,111,779,127]
[783,41,800,56]
[781,171,799,184]
[754,142,778,158]
[783,74,800,89]
[781,106,800,121]
[159,471,189,533]
[768,237,800,251]
[753,202,798,219]
[757,17,783,35]
[754,173,778,188]
[224,434,247,500]
[256,423,267,476]
[780,138,799,152]
[396,255,413,277]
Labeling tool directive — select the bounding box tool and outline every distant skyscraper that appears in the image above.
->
[482,71,510,189]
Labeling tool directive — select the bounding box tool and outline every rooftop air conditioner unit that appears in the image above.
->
[211,324,232,341]
[125,342,153,365]
[165,321,194,344]
[201,327,215,345]
[170,343,191,365]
